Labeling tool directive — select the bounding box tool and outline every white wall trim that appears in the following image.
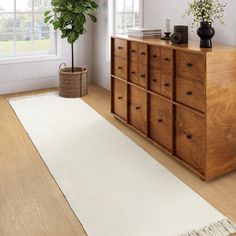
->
[0,76,59,95]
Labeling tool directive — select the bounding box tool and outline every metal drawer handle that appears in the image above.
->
[141,74,145,78]
[186,134,192,140]
[153,55,158,58]
[118,66,123,69]
[158,118,163,123]
[186,91,193,96]
[131,71,136,74]
[135,106,141,110]
[187,63,193,67]
[164,57,170,61]
[140,52,146,55]
[118,46,123,50]
[131,49,136,53]
[118,96,123,100]
[152,79,157,82]
[164,83,170,87]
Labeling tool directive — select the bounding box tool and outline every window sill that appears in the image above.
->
[0,54,62,65]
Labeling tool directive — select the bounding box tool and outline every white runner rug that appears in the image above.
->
[9,94,236,236]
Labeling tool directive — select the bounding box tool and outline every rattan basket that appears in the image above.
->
[59,63,88,98]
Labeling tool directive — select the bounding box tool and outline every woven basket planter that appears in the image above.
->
[59,64,88,98]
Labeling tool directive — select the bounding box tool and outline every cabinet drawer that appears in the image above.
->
[149,95,172,150]
[149,69,161,93]
[176,51,205,82]
[138,43,148,64]
[175,76,205,112]
[129,63,147,88]
[113,57,127,79]
[161,71,172,98]
[129,41,138,62]
[175,106,205,172]
[114,39,127,59]
[137,64,147,88]
[129,62,138,84]
[150,46,161,69]
[113,79,127,120]
[161,48,172,72]
[129,86,147,134]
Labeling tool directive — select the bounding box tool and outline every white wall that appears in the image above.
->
[93,0,236,90]
[144,0,236,46]
[93,0,110,90]
[0,20,94,95]
[1,1,235,94]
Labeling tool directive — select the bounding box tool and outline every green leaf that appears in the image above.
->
[52,20,61,30]
[44,15,52,23]
[44,10,51,16]
[44,0,99,62]
[88,14,97,22]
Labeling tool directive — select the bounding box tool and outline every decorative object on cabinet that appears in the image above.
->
[161,17,171,41]
[111,35,236,181]
[127,28,162,38]
[184,0,226,48]
[170,25,188,44]
[44,0,99,97]
[197,22,215,48]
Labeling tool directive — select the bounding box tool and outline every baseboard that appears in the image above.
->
[0,76,59,95]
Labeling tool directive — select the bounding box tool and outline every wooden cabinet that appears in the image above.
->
[111,36,236,180]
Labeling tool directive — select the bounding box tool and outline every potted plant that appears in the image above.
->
[44,0,99,98]
[185,0,226,48]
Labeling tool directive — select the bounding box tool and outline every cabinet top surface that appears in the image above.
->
[112,35,236,53]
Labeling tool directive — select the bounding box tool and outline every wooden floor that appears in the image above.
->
[0,83,236,236]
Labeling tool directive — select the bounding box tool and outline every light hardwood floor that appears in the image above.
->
[0,83,236,236]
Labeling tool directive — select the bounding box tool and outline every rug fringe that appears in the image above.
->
[179,219,236,236]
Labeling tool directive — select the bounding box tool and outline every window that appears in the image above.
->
[0,0,56,58]
[114,0,143,34]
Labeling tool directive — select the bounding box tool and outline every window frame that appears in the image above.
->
[113,0,143,35]
[0,0,59,62]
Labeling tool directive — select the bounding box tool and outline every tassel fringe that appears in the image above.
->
[179,219,236,236]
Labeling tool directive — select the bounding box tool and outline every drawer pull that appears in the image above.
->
[141,74,146,78]
[135,106,141,110]
[153,55,158,58]
[164,83,170,87]
[186,134,192,140]
[131,49,136,53]
[152,79,157,82]
[158,118,163,123]
[186,91,193,96]
[118,46,123,50]
[187,63,193,67]
[131,71,136,75]
[164,57,170,61]
[140,52,146,55]
[118,66,123,69]
[118,96,123,100]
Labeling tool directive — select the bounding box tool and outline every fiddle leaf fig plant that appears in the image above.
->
[45,0,99,72]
